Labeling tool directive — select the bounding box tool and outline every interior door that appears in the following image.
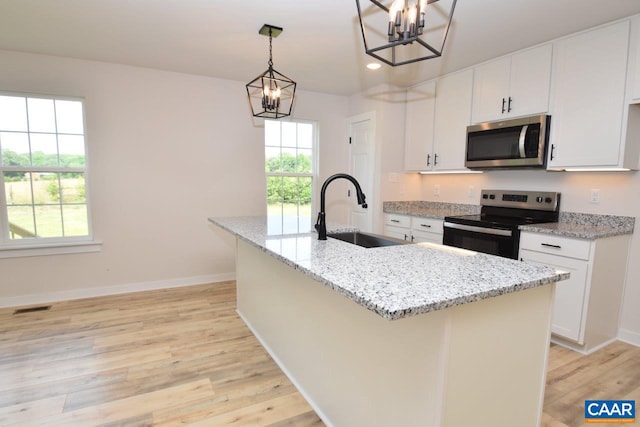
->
[349,118,374,232]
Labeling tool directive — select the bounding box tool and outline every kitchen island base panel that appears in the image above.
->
[236,239,554,427]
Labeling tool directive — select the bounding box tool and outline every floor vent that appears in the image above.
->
[13,305,52,315]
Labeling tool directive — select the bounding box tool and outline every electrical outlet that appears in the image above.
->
[388,172,398,183]
[434,184,440,197]
[590,189,601,204]
[468,185,475,198]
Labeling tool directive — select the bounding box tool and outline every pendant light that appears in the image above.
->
[246,24,297,119]
[355,0,457,67]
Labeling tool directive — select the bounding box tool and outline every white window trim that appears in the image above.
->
[0,239,102,259]
[0,91,95,254]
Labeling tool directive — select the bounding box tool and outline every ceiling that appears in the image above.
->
[2,0,640,96]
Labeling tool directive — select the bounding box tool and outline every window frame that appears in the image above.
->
[0,90,99,257]
[264,119,319,234]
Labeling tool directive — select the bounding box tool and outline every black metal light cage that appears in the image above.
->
[246,24,297,119]
[355,0,457,67]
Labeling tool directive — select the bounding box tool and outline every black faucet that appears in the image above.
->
[315,173,368,240]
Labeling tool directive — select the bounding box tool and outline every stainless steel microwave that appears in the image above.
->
[465,115,550,169]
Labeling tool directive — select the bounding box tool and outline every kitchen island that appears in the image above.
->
[209,216,569,427]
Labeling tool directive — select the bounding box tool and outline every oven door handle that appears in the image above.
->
[443,222,513,237]
[518,125,528,158]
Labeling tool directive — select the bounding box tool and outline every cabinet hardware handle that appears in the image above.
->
[426,154,431,166]
[541,243,562,249]
[434,153,438,166]
[501,97,506,114]
[390,219,400,223]
[508,97,513,112]
[550,144,555,161]
[411,235,415,242]
[420,224,431,228]
[404,234,408,240]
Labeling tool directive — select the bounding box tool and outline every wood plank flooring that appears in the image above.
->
[0,281,638,426]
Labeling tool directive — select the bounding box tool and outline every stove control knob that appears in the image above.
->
[536,196,544,203]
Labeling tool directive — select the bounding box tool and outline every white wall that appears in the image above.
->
[0,49,348,303]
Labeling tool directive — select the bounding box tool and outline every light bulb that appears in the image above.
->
[389,0,402,25]
[419,0,427,21]
[408,5,417,24]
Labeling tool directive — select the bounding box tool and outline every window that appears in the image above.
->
[265,120,316,234]
[0,92,91,248]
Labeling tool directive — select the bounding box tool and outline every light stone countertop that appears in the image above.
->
[519,212,635,239]
[383,201,481,219]
[384,201,635,240]
[210,216,568,320]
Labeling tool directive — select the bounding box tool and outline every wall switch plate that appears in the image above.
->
[590,189,601,204]
[434,184,440,196]
[388,172,398,183]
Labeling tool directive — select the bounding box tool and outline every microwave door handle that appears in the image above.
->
[518,125,529,158]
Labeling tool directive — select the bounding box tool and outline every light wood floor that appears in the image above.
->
[0,282,638,426]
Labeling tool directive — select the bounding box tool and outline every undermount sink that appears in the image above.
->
[327,231,408,248]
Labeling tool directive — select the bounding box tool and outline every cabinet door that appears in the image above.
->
[520,249,589,343]
[509,44,552,118]
[548,21,629,168]
[472,45,552,123]
[433,70,473,171]
[411,229,442,244]
[472,56,511,123]
[404,80,436,171]
[383,225,410,241]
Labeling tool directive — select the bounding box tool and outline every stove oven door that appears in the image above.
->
[443,222,519,259]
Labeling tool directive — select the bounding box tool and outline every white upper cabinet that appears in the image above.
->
[432,69,473,171]
[404,80,436,171]
[403,70,472,172]
[547,21,630,169]
[472,44,552,124]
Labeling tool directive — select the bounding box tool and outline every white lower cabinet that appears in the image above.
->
[410,217,443,244]
[383,214,443,244]
[519,232,630,353]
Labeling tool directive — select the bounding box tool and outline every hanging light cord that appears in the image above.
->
[268,28,274,69]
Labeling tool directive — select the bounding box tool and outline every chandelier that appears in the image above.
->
[246,24,297,119]
[355,0,457,67]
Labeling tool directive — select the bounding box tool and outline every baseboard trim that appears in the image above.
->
[618,328,640,348]
[0,272,236,308]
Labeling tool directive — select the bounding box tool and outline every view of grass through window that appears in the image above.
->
[0,94,89,241]
[265,120,315,234]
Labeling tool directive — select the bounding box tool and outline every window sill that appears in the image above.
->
[0,240,102,259]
